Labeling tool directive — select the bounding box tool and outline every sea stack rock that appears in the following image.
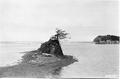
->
[37,36,64,58]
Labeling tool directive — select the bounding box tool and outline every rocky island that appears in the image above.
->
[93,35,120,44]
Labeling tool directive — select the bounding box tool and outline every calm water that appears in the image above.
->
[0,42,119,78]
[0,42,41,66]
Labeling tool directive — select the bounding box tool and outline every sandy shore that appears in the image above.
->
[0,50,77,78]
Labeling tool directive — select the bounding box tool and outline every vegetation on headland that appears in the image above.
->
[93,35,120,44]
[0,29,77,78]
[22,28,70,63]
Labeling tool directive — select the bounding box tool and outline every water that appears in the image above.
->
[0,41,41,66]
[61,42,119,78]
[0,42,119,78]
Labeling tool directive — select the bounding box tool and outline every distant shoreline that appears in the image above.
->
[0,41,93,43]
[1,41,119,45]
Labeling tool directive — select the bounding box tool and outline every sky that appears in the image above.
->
[0,0,119,42]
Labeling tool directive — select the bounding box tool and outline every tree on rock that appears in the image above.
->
[54,28,69,40]
[38,28,69,58]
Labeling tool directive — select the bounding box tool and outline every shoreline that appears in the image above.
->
[0,50,78,78]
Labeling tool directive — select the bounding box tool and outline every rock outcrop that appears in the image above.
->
[37,37,64,58]
[21,29,69,63]
[93,35,120,44]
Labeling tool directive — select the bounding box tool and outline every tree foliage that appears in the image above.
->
[53,28,69,40]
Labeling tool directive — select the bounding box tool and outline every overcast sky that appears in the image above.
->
[0,0,118,41]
